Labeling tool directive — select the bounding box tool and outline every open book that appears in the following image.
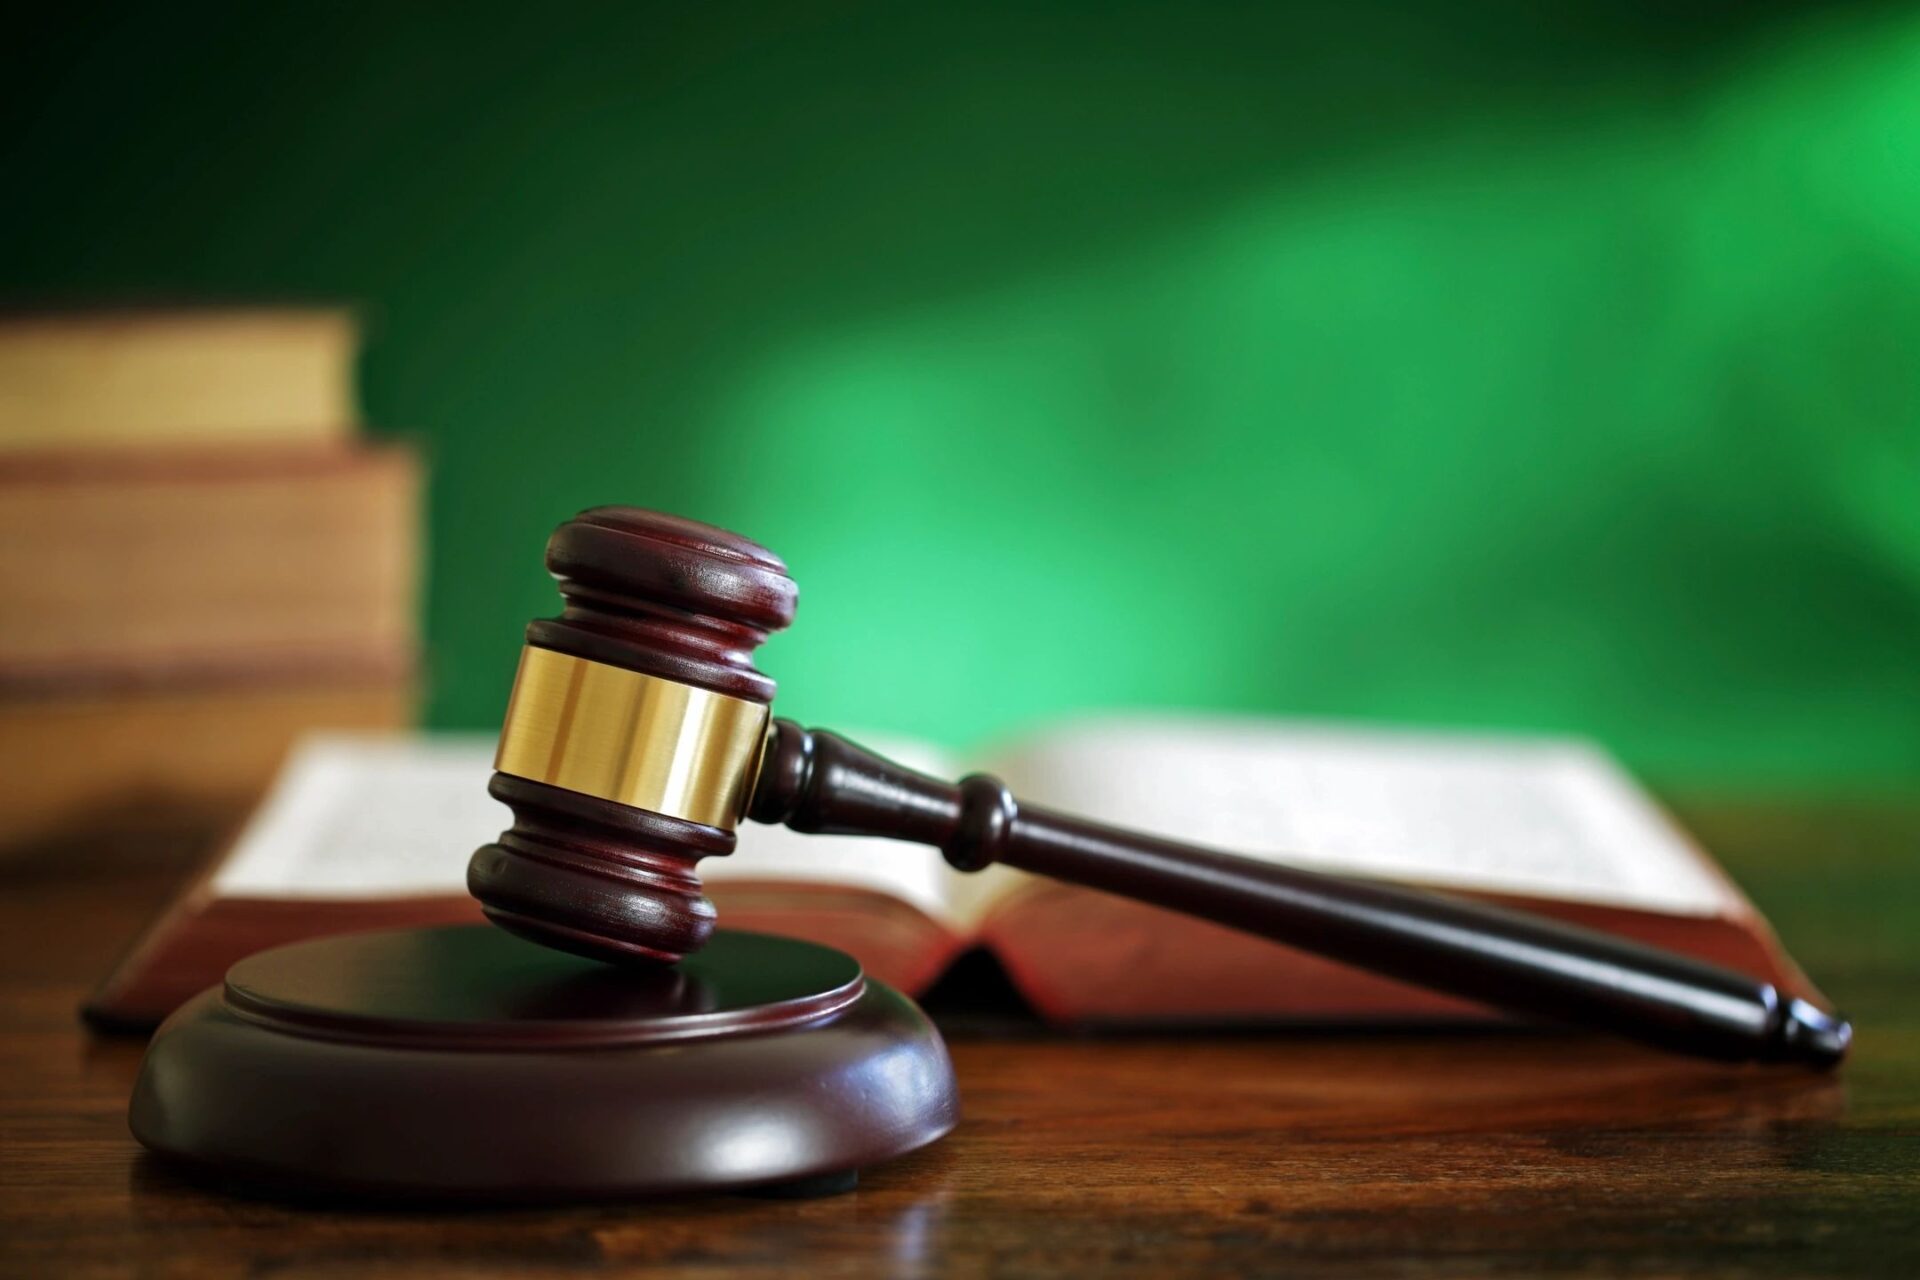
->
[86,717,1815,1031]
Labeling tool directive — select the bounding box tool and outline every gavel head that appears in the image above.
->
[467,507,797,966]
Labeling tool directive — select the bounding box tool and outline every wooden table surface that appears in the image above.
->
[2,797,1916,1278]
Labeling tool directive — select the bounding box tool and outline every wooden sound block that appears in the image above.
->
[129,925,958,1202]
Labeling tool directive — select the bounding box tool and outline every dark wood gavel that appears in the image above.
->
[468,507,1850,1068]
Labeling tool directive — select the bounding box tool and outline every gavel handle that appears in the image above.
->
[748,721,1849,1068]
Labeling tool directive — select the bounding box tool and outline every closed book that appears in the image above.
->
[0,443,419,686]
[0,680,413,847]
[0,308,356,451]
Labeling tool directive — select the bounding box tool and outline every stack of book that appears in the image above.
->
[0,308,420,843]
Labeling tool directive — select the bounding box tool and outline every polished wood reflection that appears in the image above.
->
[3,795,1914,1278]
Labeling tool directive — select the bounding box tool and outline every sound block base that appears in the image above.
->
[130,926,958,1202]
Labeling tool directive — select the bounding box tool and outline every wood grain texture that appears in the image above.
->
[2,795,1916,1279]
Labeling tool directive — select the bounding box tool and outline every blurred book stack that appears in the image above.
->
[0,308,420,844]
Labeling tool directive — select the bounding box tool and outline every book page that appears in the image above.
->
[210,735,505,898]
[697,732,965,923]
[984,715,1734,917]
[213,732,969,927]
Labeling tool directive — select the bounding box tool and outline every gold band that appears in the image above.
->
[493,647,769,829]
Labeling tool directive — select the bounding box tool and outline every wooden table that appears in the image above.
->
[3,798,1915,1278]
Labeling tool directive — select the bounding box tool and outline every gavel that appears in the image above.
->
[468,507,1849,1068]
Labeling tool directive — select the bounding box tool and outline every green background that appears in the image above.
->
[5,2,1918,787]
